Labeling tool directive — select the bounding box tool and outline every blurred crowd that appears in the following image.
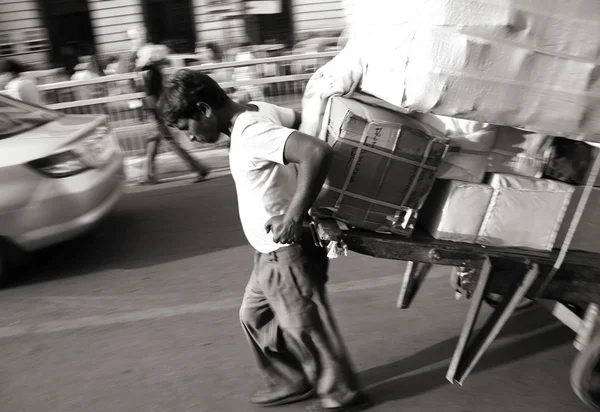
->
[0,24,348,185]
[0,25,267,104]
[0,23,349,105]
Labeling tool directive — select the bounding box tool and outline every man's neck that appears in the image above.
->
[221,100,256,136]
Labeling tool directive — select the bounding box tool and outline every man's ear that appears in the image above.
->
[196,102,212,118]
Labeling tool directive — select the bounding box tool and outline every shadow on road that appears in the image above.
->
[360,306,574,404]
[10,176,248,287]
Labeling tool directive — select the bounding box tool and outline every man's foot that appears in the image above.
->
[305,393,372,412]
[251,386,316,407]
[193,171,209,183]
[137,177,158,186]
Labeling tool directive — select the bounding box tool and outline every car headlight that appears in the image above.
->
[75,125,121,168]
[28,125,121,178]
[28,151,89,178]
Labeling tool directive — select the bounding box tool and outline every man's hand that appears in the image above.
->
[265,215,303,244]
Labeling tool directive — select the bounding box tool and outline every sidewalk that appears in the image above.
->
[124,146,230,185]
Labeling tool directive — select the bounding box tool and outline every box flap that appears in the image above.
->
[330,96,446,140]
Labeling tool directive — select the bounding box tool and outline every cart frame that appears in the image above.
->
[313,218,600,409]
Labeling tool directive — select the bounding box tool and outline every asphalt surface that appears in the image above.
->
[0,175,591,412]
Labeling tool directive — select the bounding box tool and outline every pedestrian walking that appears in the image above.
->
[158,69,371,412]
[138,63,209,185]
[71,55,104,101]
[231,43,265,104]
[0,59,43,106]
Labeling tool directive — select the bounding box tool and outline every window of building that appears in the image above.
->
[22,29,50,53]
[0,32,16,57]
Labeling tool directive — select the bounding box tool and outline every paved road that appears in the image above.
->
[0,176,589,412]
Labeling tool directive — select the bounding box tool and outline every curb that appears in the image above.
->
[124,167,233,193]
[124,147,230,184]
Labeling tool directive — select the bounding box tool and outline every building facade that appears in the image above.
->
[0,0,349,70]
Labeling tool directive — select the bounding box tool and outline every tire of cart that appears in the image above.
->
[0,247,9,289]
[571,334,600,411]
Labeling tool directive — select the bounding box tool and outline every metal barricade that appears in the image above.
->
[32,51,336,158]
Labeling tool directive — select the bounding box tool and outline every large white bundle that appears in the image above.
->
[349,0,600,141]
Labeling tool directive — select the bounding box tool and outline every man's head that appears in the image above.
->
[0,59,24,83]
[158,69,230,143]
[127,25,147,51]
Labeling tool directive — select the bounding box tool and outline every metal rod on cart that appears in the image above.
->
[448,261,540,385]
[536,151,600,298]
[575,303,600,351]
[446,258,492,383]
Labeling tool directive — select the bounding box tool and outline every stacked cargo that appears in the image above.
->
[348,0,600,141]
[314,96,450,236]
[310,0,600,253]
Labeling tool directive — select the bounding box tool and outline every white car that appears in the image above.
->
[0,95,126,286]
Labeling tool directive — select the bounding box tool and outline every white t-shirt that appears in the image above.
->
[71,70,101,101]
[229,102,298,254]
[5,77,42,106]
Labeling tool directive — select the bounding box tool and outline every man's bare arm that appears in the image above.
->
[283,131,332,223]
[292,111,302,130]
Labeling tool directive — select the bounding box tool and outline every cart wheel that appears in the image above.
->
[571,334,600,410]
[483,293,535,311]
[0,251,8,289]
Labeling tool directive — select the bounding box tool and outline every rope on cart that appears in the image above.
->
[535,145,600,298]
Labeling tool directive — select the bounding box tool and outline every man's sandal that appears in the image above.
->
[250,387,316,407]
[305,393,372,412]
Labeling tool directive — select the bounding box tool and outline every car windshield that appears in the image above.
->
[0,95,63,139]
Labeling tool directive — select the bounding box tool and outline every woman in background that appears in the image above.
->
[138,61,210,185]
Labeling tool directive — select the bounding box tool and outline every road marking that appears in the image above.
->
[0,274,408,339]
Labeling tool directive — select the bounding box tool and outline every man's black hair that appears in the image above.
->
[141,62,164,98]
[0,59,25,75]
[158,69,229,126]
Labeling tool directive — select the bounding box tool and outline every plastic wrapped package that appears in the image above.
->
[486,127,554,178]
[554,186,600,254]
[419,179,494,243]
[417,113,497,183]
[418,174,575,250]
[350,0,600,140]
[476,174,574,251]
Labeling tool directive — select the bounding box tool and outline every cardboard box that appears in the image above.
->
[486,127,554,178]
[350,0,600,140]
[476,174,574,251]
[554,186,600,254]
[315,96,449,235]
[419,179,494,243]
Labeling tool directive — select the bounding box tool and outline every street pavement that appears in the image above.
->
[0,175,590,412]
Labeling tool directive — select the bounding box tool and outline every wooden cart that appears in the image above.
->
[312,217,600,410]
